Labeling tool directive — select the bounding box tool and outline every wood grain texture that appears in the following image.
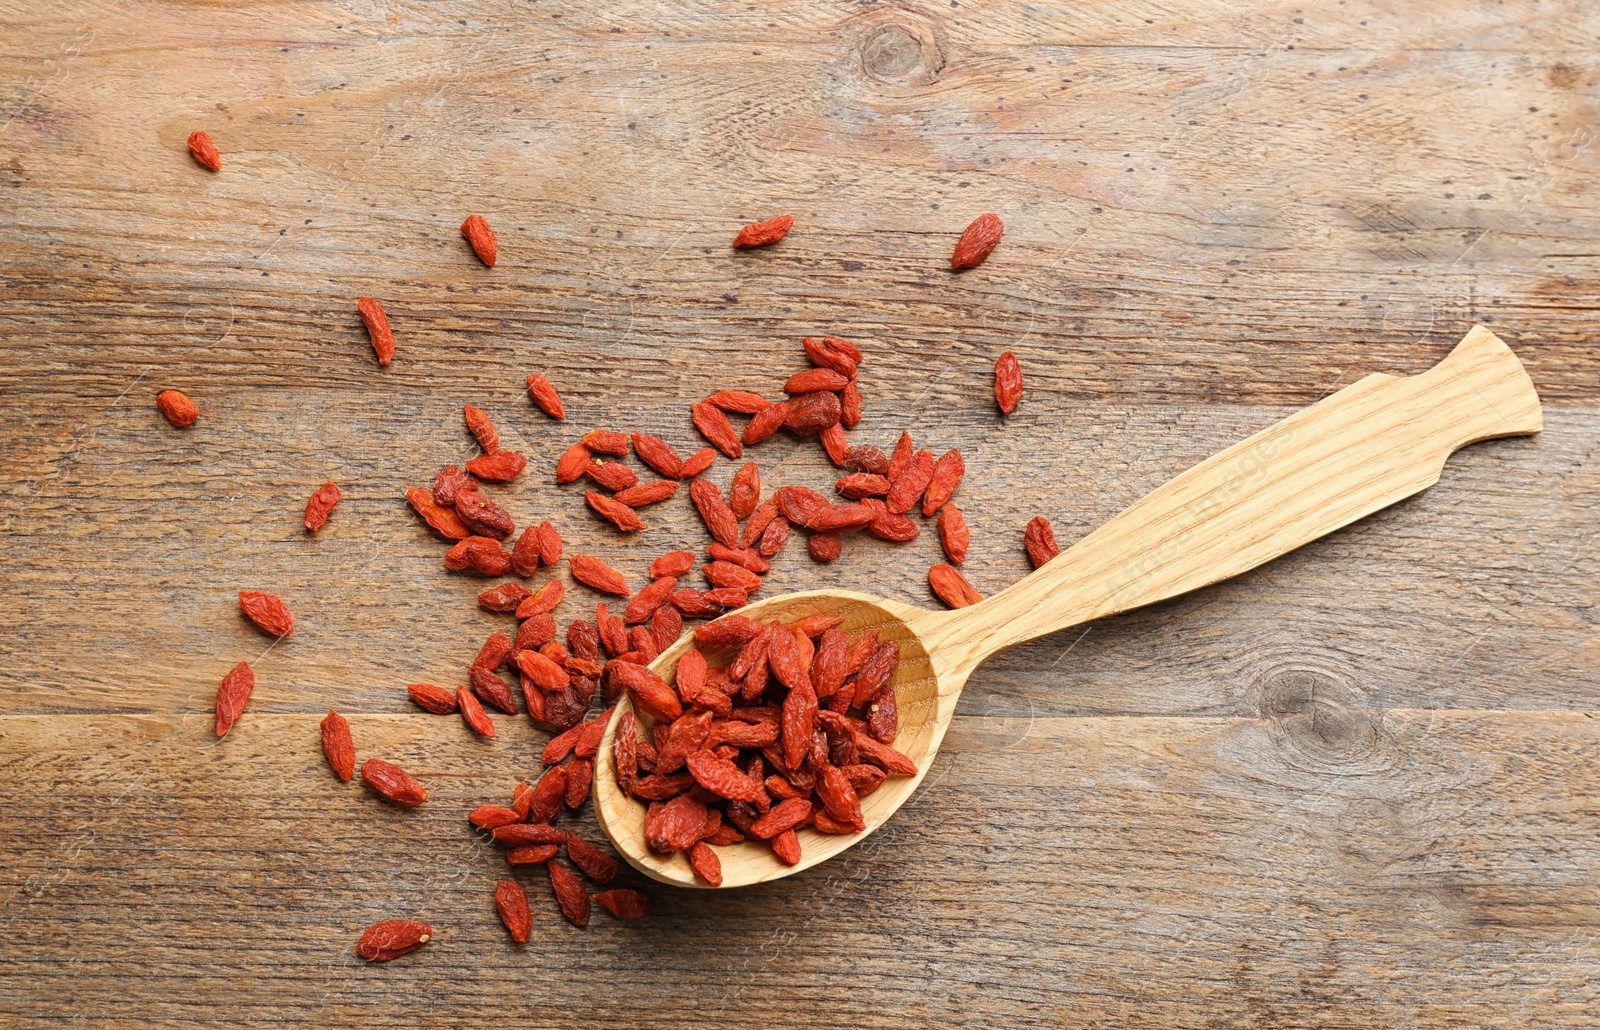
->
[1,0,1597,1024]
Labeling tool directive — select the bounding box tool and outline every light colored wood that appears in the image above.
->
[595,327,1543,888]
[3,0,1597,1023]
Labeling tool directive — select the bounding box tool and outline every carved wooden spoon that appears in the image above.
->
[595,325,1542,888]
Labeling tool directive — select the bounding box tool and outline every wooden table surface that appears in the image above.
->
[3,1,1597,1026]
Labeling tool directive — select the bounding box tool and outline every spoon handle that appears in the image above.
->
[919,324,1542,669]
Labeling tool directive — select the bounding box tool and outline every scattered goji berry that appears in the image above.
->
[407,487,470,540]
[466,450,526,483]
[678,447,718,478]
[454,490,514,539]
[922,448,964,515]
[546,860,591,926]
[536,521,562,565]
[585,491,644,532]
[356,919,432,962]
[445,536,512,575]
[691,401,743,459]
[929,563,983,609]
[526,374,565,419]
[951,212,1003,269]
[994,350,1022,413]
[555,442,592,484]
[156,389,199,427]
[460,214,498,267]
[238,591,295,638]
[457,685,496,737]
[728,462,760,519]
[705,390,771,414]
[688,841,723,886]
[938,503,969,564]
[303,481,341,532]
[731,214,794,248]
[494,878,531,942]
[186,130,221,171]
[478,582,532,612]
[886,448,935,514]
[808,532,842,562]
[570,554,630,595]
[581,430,630,456]
[593,889,651,919]
[783,392,841,435]
[362,758,427,807]
[319,710,355,780]
[1025,515,1060,568]
[613,479,679,507]
[407,682,458,714]
[743,400,790,445]
[689,478,740,548]
[566,835,618,882]
[357,296,395,366]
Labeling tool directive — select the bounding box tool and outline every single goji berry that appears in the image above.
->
[469,805,524,829]
[536,521,562,565]
[842,444,890,474]
[494,878,531,942]
[406,487,470,540]
[808,531,841,562]
[688,840,723,886]
[303,481,341,532]
[156,389,200,428]
[678,447,718,478]
[510,526,541,577]
[457,685,496,737]
[705,390,771,414]
[453,490,514,538]
[581,429,630,456]
[1025,515,1060,568]
[922,448,964,515]
[186,130,221,171]
[929,563,982,609]
[362,758,427,807]
[689,478,740,548]
[238,591,295,638]
[751,797,812,839]
[466,450,526,483]
[691,401,743,459]
[584,460,637,492]
[728,462,760,519]
[555,442,592,484]
[445,536,512,575]
[707,542,769,574]
[517,648,570,692]
[320,710,355,780]
[606,662,682,723]
[570,554,630,596]
[594,889,651,919]
[565,835,618,882]
[546,859,590,926]
[526,374,565,419]
[951,212,1004,269]
[565,757,594,809]
[886,448,936,514]
[631,433,684,478]
[407,682,458,714]
[356,919,432,962]
[460,214,498,267]
[491,823,568,846]
[808,503,875,533]
[651,604,683,652]
[784,367,850,395]
[357,296,395,366]
[756,515,790,557]
[994,350,1023,413]
[624,576,678,624]
[478,582,532,612]
[650,550,696,580]
[840,380,862,429]
[835,473,889,499]
[585,491,644,532]
[613,479,679,508]
[743,400,790,445]
[938,503,970,564]
[819,423,848,465]
[783,392,841,435]
[514,580,563,620]
[731,213,794,248]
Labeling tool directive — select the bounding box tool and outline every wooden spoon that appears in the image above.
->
[594,325,1542,888]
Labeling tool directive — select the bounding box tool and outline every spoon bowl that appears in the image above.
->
[595,325,1542,888]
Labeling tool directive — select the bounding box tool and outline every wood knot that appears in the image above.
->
[1256,659,1394,774]
[850,6,945,87]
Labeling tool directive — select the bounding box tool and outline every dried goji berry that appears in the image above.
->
[929,563,982,609]
[528,766,569,824]
[460,214,498,268]
[566,835,618,882]
[407,487,470,540]
[156,389,200,427]
[565,757,593,808]
[689,478,740,548]
[784,367,850,395]
[693,615,762,649]
[357,296,395,366]
[473,631,514,673]
[596,603,628,656]
[731,213,794,248]
[469,805,523,829]
[703,587,750,609]
[186,130,221,171]
[555,442,592,484]
[864,499,920,542]
[808,503,874,533]
[594,889,651,919]
[802,336,858,379]
[356,919,432,962]
[510,526,541,577]
[624,576,678,624]
[938,503,969,564]
[678,447,718,478]
[515,580,563,619]
[1025,515,1060,568]
[454,490,514,539]
[840,380,862,429]
[807,532,842,562]
[707,542,769,574]
[536,521,562,565]
[743,400,790,445]
[951,212,1003,269]
[362,758,427,807]
[478,582,532,612]
[303,481,341,532]
[994,350,1022,413]
[507,843,561,865]
[570,554,630,595]
[691,401,743,459]
[606,662,682,723]
[783,392,841,435]
[320,710,354,780]
[238,591,295,638]
[703,561,762,594]
[688,840,723,886]
[888,432,914,479]
[751,797,812,839]
[651,604,683,653]
[886,449,935,514]
[835,473,889,499]
[756,515,790,557]
[467,450,526,483]
[922,448,964,515]
[851,640,900,707]
[517,648,570,692]
[686,749,766,802]
[586,491,644,532]
[546,860,590,926]
[445,536,512,575]
[774,485,828,526]
[526,374,565,419]
[494,878,531,942]
[580,430,630,456]
[457,685,496,737]
[613,479,679,507]
[650,550,696,580]
[646,793,712,852]
[705,390,771,414]
[492,823,568,846]
[819,423,848,465]
[631,433,684,478]
[728,462,760,519]
[584,460,637,492]
[407,682,458,714]
[669,589,722,619]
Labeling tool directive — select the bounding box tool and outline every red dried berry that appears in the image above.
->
[631,433,685,478]
[471,667,519,714]
[445,536,512,576]
[705,390,771,414]
[819,423,849,466]
[808,532,842,563]
[651,551,696,580]
[652,605,683,653]
[938,503,970,564]
[802,336,858,378]
[752,797,812,839]
[565,757,594,809]
[517,649,571,693]
[685,749,766,802]
[510,526,542,577]
[156,389,200,427]
[1025,515,1060,568]
[743,400,790,445]
[888,431,914,479]
[546,860,591,926]
[757,515,790,557]
[462,404,500,455]
[566,835,619,883]
[703,561,762,593]
[457,685,496,737]
[570,554,630,596]
[929,563,983,609]
[357,296,395,366]
[922,449,964,515]
[586,491,644,533]
[886,449,936,514]
[238,591,295,638]
[508,843,561,865]
[460,214,498,267]
[836,473,889,499]
[407,682,458,714]
[469,805,523,829]
[494,878,531,942]
[467,450,526,483]
[303,481,341,532]
[607,662,683,724]
[613,479,680,507]
[526,374,565,419]
[688,841,723,886]
[624,576,679,624]
[840,380,862,429]
[356,919,432,962]
[678,447,718,478]
[453,490,514,539]
[951,212,1004,269]
[361,758,427,807]
[784,368,851,395]
[707,542,769,574]
[492,823,568,846]
[783,392,841,435]
[731,213,794,248]
[842,444,889,474]
[478,582,532,612]
[555,443,592,484]
[689,478,740,548]
[728,462,760,519]
[515,580,564,619]
[473,632,515,672]
[186,130,221,172]
[994,350,1023,414]
[320,711,355,780]
[585,460,638,492]
[581,430,630,456]
[406,487,470,540]
[691,401,743,459]
[536,521,562,565]
[808,503,875,533]
[594,889,651,919]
